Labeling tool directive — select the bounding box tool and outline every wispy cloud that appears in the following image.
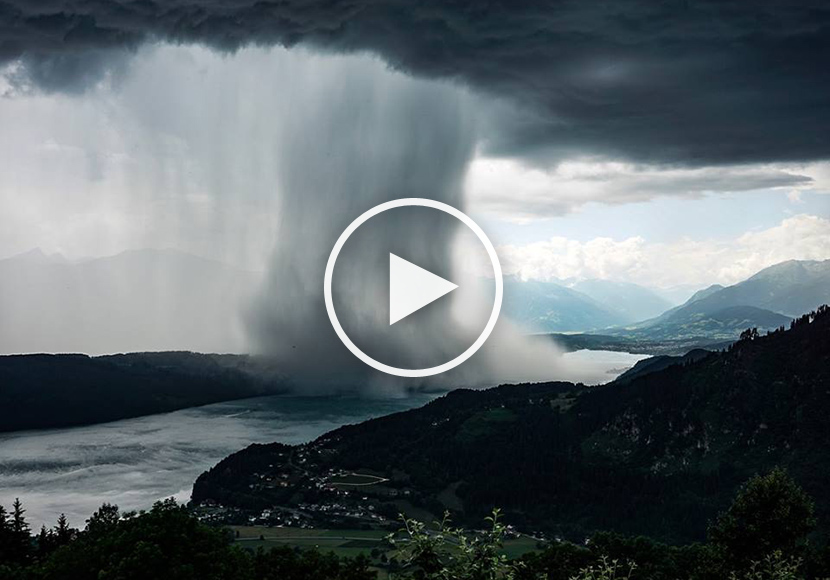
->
[466,157,822,222]
[496,214,830,288]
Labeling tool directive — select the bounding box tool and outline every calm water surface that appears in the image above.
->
[0,350,645,527]
[0,395,432,527]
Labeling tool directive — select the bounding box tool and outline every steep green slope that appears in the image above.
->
[194,307,830,544]
[612,348,712,384]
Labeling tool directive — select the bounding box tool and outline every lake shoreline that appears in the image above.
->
[0,350,645,528]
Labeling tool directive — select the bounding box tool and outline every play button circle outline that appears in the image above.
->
[324,198,503,378]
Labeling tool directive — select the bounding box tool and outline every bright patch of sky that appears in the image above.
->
[473,189,830,247]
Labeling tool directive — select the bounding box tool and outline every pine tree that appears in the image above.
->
[11,498,29,535]
[5,498,33,563]
[0,504,10,561]
[37,525,53,556]
[55,513,72,545]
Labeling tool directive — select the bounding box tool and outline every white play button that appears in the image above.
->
[389,253,458,325]
[324,198,502,378]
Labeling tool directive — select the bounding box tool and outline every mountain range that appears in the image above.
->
[501,278,627,332]
[607,259,830,341]
[0,248,257,355]
[571,279,675,322]
[0,249,675,351]
[689,260,830,317]
[1,249,828,353]
[503,278,675,333]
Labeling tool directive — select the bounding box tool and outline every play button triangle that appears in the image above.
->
[389,253,458,325]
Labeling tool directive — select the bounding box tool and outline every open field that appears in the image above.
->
[230,525,541,561]
[231,526,388,559]
[328,473,389,486]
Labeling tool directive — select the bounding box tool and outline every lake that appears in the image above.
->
[0,395,434,528]
[0,349,646,528]
[561,348,649,384]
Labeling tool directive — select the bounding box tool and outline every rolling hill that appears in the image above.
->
[612,348,712,384]
[0,351,286,432]
[609,304,792,341]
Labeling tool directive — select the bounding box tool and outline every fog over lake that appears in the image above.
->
[0,395,434,528]
[0,350,644,528]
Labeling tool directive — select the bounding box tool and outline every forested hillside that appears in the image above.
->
[0,352,286,432]
[194,306,830,544]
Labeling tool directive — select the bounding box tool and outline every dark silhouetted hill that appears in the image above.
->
[193,306,830,544]
[612,348,712,384]
[0,351,285,432]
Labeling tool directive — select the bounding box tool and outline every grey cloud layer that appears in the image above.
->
[1,0,829,165]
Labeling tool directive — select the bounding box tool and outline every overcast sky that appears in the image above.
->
[1,1,829,290]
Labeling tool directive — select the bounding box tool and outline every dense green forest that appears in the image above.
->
[2,469,828,578]
[0,352,286,432]
[0,498,372,580]
[194,306,830,543]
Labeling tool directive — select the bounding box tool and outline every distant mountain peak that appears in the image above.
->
[4,247,67,265]
[572,278,674,323]
[684,284,725,305]
[608,258,830,341]
[0,247,256,354]
[745,258,830,281]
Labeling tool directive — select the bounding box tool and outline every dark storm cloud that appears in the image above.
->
[1,0,829,164]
